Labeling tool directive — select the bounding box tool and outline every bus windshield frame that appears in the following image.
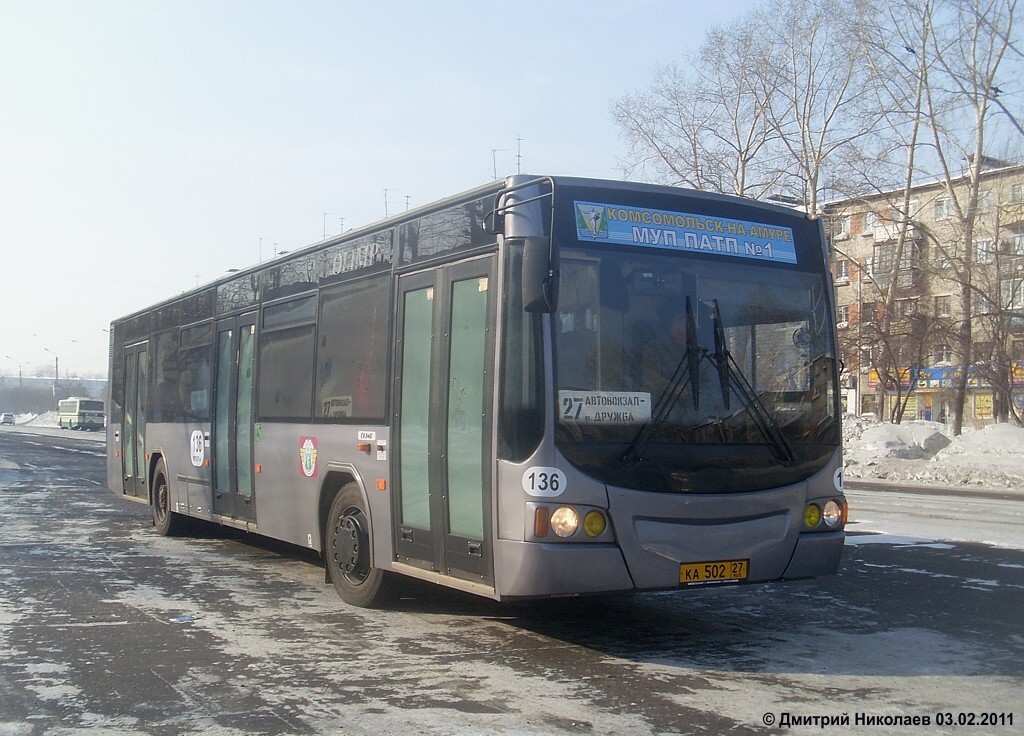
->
[549,185,841,494]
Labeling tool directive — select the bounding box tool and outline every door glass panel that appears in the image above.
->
[137,349,148,484]
[236,325,255,499]
[399,287,433,529]
[215,329,232,490]
[124,353,137,480]
[447,277,488,540]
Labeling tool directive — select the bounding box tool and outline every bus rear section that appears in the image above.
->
[58,397,105,431]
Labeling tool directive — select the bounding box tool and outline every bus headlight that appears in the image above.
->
[550,507,579,538]
[822,500,843,528]
[803,503,822,529]
[583,510,606,538]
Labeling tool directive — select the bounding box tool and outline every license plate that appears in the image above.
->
[680,559,749,584]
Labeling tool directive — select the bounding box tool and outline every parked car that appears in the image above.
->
[1,413,15,426]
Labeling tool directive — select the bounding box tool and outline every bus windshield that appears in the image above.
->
[554,246,839,494]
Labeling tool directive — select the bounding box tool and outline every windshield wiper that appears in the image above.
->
[623,296,701,466]
[708,299,795,466]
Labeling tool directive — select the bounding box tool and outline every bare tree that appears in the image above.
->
[612,9,785,197]
[760,0,877,213]
[614,0,876,209]
[910,0,1018,434]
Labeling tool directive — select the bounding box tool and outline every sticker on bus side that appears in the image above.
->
[559,391,652,424]
[299,436,319,478]
[190,430,204,467]
[522,467,567,497]
[573,200,798,264]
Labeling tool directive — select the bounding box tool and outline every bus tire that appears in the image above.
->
[151,460,183,536]
[325,483,395,608]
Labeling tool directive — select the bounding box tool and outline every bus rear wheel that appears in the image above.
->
[326,483,395,608]
[151,460,183,536]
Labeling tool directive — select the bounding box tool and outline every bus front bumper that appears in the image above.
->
[493,539,634,599]
[781,530,845,579]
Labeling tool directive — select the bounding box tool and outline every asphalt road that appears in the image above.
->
[0,427,1021,735]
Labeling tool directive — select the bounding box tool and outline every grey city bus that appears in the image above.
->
[107,175,847,608]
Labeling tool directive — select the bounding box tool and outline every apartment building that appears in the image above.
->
[826,162,1024,426]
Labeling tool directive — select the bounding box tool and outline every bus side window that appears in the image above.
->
[316,275,390,422]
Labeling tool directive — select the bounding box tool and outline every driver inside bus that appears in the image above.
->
[638,298,712,413]
[641,302,693,404]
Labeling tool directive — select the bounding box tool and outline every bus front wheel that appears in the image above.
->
[151,460,183,536]
[326,483,395,608]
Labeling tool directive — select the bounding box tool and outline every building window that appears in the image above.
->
[896,299,918,317]
[1007,233,1024,256]
[974,238,995,264]
[978,190,994,214]
[935,295,952,317]
[934,344,953,364]
[1012,183,1024,204]
[934,197,952,220]
[833,214,850,239]
[834,259,850,282]
[836,305,849,325]
[872,243,894,275]
[972,292,995,316]
[863,211,878,235]
[1001,277,1024,310]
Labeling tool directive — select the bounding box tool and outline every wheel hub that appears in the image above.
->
[335,510,370,583]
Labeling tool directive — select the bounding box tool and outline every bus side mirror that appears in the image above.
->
[521,235,559,313]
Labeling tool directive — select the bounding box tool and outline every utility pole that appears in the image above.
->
[516,134,524,174]
[383,188,393,218]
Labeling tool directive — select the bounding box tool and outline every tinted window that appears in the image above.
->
[258,297,316,421]
[316,275,390,421]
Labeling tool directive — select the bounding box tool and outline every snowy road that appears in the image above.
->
[0,429,1021,735]
[846,480,1024,550]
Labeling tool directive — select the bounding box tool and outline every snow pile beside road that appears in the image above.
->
[25,412,60,427]
[844,416,1024,489]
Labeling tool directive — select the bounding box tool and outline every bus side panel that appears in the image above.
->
[146,423,214,520]
[106,340,126,499]
[251,423,392,556]
[106,423,125,498]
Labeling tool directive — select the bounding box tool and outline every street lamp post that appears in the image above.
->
[43,348,59,401]
[4,355,23,389]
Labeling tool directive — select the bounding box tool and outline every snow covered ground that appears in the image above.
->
[11,411,1024,490]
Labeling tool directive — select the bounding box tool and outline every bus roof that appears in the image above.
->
[109,175,818,327]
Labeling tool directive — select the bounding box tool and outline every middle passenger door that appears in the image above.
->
[394,257,496,586]
[212,311,258,523]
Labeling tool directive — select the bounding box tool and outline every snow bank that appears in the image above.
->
[24,412,59,427]
[844,415,1024,489]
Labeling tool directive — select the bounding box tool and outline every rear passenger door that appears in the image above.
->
[121,342,148,499]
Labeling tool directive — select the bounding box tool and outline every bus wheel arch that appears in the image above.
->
[151,455,183,536]
[323,479,395,608]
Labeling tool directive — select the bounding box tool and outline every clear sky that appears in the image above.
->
[1,0,754,378]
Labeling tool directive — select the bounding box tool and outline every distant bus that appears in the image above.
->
[107,175,847,608]
[58,397,105,430]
